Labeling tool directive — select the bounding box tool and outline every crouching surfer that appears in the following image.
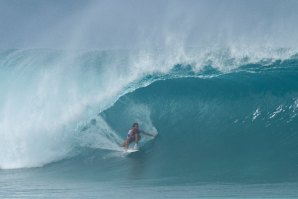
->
[122,122,155,150]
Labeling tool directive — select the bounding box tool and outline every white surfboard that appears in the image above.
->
[123,148,139,153]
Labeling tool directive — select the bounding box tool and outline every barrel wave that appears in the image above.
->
[102,62,298,183]
[0,49,298,185]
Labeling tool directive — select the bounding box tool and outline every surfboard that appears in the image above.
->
[123,148,139,153]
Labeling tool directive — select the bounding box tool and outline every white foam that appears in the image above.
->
[269,105,284,119]
[252,108,261,121]
[0,50,161,169]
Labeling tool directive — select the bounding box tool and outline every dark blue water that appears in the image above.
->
[103,65,298,183]
[1,49,298,198]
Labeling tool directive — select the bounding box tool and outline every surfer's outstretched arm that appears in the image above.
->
[142,132,155,137]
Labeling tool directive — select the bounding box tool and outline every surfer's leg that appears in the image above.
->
[123,139,130,149]
[135,134,139,144]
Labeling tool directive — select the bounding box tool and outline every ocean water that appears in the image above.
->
[1,48,298,198]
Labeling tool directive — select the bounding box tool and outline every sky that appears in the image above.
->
[1,0,298,50]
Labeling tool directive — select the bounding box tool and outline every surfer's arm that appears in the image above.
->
[142,131,155,137]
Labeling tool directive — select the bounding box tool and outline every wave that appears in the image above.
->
[0,48,298,172]
[100,64,298,182]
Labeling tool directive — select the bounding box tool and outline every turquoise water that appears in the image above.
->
[1,49,298,198]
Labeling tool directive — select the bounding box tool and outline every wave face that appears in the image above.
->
[102,62,298,182]
[1,48,298,183]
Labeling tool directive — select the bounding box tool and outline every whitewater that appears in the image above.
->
[1,0,298,198]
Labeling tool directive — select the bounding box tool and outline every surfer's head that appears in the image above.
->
[132,122,139,129]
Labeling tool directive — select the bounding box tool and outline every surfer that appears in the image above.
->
[122,122,154,149]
